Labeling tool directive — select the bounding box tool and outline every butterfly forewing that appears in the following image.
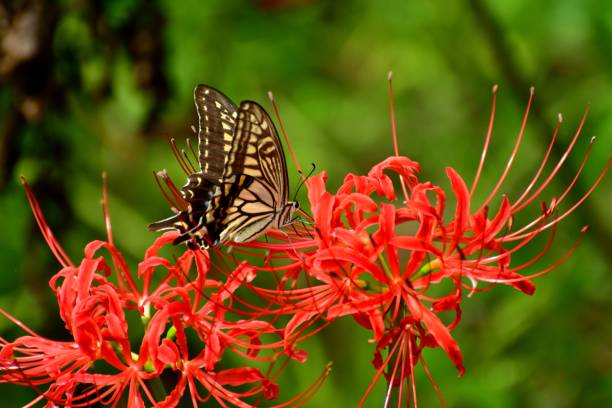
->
[213,101,292,243]
[232,101,289,200]
[194,85,238,183]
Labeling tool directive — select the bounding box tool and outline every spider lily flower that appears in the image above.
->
[244,85,609,406]
[0,178,327,407]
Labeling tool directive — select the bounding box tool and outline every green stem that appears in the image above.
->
[149,376,167,402]
[411,260,439,280]
[378,253,393,278]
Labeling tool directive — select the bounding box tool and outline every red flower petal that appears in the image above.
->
[215,367,264,386]
[406,295,464,376]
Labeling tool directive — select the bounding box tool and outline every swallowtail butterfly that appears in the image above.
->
[149,85,298,248]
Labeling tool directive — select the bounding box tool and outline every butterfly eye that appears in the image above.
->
[293,201,299,210]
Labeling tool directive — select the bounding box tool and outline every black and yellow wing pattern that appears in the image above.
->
[149,85,298,248]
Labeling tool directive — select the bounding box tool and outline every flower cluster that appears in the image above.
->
[236,86,609,405]
[0,179,327,407]
[1,85,608,407]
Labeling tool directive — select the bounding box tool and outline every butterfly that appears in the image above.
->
[149,84,298,249]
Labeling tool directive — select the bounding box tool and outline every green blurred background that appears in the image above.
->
[1,0,611,406]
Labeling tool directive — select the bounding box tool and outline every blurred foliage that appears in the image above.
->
[0,0,611,406]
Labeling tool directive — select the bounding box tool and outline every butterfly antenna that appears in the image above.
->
[292,162,316,203]
[268,91,305,179]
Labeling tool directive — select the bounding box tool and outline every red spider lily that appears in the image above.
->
[239,83,609,407]
[0,178,328,407]
[2,83,608,408]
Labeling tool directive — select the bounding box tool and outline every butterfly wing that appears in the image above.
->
[193,84,238,183]
[148,85,238,244]
[213,101,292,243]
[150,88,294,248]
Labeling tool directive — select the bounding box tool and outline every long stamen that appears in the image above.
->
[181,147,197,174]
[153,170,186,211]
[268,91,305,179]
[388,71,399,156]
[21,177,73,268]
[169,137,193,175]
[101,172,113,245]
[512,108,589,213]
[383,332,405,408]
[505,156,609,241]
[479,86,534,211]
[272,362,333,408]
[407,330,418,408]
[0,309,40,337]
[550,136,597,207]
[505,225,589,282]
[359,332,404,407]
[419,355,446,408]
[511,113,562,210]
[388,71,410,203]
[186,138,199,167]
[470,84,498,197]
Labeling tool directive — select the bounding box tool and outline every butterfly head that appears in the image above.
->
[279,200,299,227]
